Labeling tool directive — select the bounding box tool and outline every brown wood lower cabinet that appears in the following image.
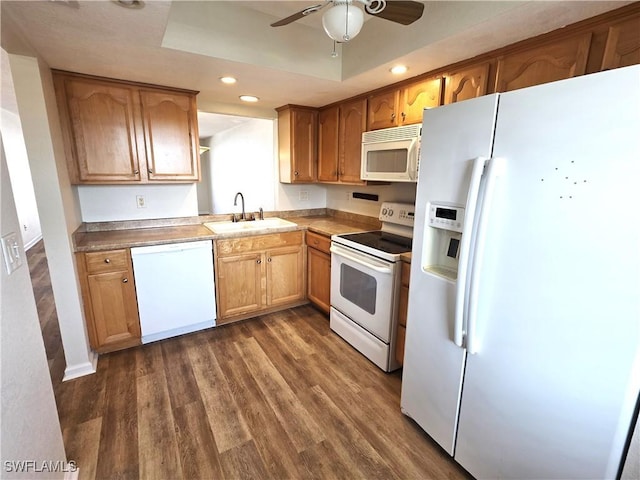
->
[215,231,306,324]
[395,260,411,366]
[76,248,141,353]
[306,231,331,314]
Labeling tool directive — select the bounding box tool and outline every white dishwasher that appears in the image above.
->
[131,240,216,344]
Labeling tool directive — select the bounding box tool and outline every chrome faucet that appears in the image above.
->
[233,192,246,221]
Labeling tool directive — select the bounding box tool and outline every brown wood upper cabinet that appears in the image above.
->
[53,71,200,184]
[601,16,640,70]
[367,77,443,130]
[444,63,490,104]
[317,98,367,185]
[277,105,318,183]
[494,33,592,92]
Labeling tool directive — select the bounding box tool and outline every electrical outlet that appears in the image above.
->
[136,195,146,208]
[1,232,23,275]
[347,191,352,201]
[299,190,309,201]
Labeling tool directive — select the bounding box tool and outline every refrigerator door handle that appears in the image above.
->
[454,156,488,348]
[466,157,505,354]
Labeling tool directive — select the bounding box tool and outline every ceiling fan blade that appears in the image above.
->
[270,3,327,27]
[370,1,425,25]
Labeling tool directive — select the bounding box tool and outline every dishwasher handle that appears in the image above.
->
[131,240,213,257]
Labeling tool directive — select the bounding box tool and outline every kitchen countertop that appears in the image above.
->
[73,213,379,252]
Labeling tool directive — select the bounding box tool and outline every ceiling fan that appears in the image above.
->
[270,0,425,43]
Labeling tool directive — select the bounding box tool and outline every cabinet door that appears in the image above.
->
[444,63,490,104]
[216,252,263,320]
[367,89,400,130]
[139,89,200,182]
[266,245,304,307]
[57,76,142,183]
[401,77,443,124]
[307,246,331,314]
[495,33,592,92]
[87,270,141,351]
[339,98,367,185]
[601,16,640,70]
[317,106,340,182]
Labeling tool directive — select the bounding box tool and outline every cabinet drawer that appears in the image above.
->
[216,231,303,256]
[306,231,331,254]
[84,249,129,274]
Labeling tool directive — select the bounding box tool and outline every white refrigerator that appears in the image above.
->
[401,65,640,479]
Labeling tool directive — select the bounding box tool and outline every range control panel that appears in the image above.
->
[379,202,415,227]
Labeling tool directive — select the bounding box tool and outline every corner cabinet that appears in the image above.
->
[76,249,141,353]
[53,71,200,184]
[214,231,306,323]
[277,105,318,183]
[395,260,410,366]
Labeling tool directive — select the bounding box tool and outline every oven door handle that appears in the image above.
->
[330,245,394,275]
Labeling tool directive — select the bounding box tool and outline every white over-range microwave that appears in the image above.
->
[361,124,421,182]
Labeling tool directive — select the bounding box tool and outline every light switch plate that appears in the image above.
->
[1,232,23,275]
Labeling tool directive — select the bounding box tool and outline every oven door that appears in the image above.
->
[330,242,397,342]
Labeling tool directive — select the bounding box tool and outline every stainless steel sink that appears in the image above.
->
[203,217,297,234]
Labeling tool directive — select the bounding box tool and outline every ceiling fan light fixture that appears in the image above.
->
[322,2,364,42]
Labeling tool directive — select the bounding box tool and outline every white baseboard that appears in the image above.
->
[24,234,43,251]
[64,466,79,480]
[62,350,98,381]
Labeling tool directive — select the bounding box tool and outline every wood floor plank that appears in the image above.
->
[234,336,325,452]
[160,336,201,409]
[134,341,164,378]
[95,351,139,480]
[301,384,397,479]
[62,417,102,480]
[219,440,270,480]
[217,346,308,479]
[187,337,252,453]
[173,400,225,480]
[137,371,182,479]
[298,439,355,480]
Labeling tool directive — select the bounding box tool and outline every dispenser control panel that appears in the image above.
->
[428,203,464,233]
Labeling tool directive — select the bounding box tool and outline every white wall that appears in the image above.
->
[1,50,42,250]
[77,184,198,222]
[208,118,276,214]
[196,137,213,215]
[9,53,96,380]
[1,138,68,479]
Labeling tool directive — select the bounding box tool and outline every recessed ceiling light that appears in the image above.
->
[220,76,237,84]
[390,65,408,75]
[239,95,259,103]
[113,0,144,8]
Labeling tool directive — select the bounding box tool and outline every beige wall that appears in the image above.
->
[0,138,67,479]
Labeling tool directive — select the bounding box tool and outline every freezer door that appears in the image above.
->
[400,94,499,455]
[455,66,640,479]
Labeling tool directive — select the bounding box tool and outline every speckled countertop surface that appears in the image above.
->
[73,212,380,252]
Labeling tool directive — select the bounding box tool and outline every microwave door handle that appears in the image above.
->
[330,245,393,275]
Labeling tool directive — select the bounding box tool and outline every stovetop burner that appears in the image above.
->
[338,231,412,255]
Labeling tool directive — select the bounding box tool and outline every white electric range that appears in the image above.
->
[330,202,415,372]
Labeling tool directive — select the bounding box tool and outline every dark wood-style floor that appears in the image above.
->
[28,240,470,480]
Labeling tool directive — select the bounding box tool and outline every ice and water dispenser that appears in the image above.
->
[421,203,464,280]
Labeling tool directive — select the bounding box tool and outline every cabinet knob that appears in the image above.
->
[257,259,262,264]
[148,168,153,174]
[134,170,139,175]
[391,112,396,120]
[294,171,299,176]
[401,112,406,120]
[104,258,110,264]
[267,257,272,263]
[122,278,128,283]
